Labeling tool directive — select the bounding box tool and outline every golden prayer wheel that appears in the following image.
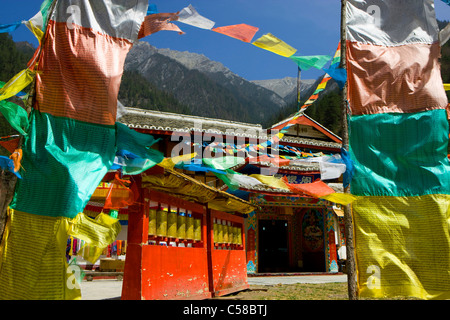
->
[194,218,201,241]
[156,205,168,237]
[222,220,229,244]
[236,226,242,245]
[167,208,178,238]
[213,219,218,244]
[186,211,194,240]
[148,209,157,236]
[177,210,186,239]
[217,219,223,244]
[228,222,234,244]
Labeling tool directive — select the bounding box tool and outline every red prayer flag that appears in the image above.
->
[212,24,259,43]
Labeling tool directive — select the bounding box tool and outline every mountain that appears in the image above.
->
[251,77,315,105]
[123,41,313,125]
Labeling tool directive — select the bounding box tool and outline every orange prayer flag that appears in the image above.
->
[281,176,334,198]
[212,24,259,43]
[138,13,184,39]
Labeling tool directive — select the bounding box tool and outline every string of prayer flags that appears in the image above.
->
[177,4,215,30]
[322,43,346,89]
[250,174,290,191]
[289,55,332,71]
[158,153,197,170]
[138,12,184,39]
[0,22,22,34]
[202,156,246,171]
[281,177,356,205]
[252,33,297,57]
[24,0,55,42]
[212,24,259,43]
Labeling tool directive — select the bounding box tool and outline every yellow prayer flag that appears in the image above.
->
[320,193,357,206]
[444,83,450,91]
[0,69,35,102]
[158,153,197,169]
[250,174,290,191]
[24,20,44,42]
[252,33,297,58]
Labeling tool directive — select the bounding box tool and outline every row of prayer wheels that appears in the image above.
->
[148,203,202,241]
[213,218,242,246]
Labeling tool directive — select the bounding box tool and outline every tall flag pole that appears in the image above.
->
[340,0,358,301]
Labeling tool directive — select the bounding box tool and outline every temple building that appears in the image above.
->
[115,108,347,275]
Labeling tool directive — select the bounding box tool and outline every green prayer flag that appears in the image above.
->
[203,156,245,171]
[0,100,29,135]
[289,55,332,71]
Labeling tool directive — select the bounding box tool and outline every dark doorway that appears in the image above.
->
[258,220,289,272]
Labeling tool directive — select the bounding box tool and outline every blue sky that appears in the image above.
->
[1,1,449,81]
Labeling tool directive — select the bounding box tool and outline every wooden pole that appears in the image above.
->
[340,0,358,300]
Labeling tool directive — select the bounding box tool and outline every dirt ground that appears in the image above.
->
[215,282,350,300]
[215,282,421,300]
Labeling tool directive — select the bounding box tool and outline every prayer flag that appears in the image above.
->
[138,12,184,38]
[177,4,215,30]
[0,22,22,34]
[0,69,35,102]
[252,33,297,57]
[289,55,331,71]
[212,24,259,43]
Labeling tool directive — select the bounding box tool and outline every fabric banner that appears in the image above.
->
[10,110,117,219]
[346,0,439,46]
[0,100,29,135]
[346,0,450,299]
[0,69,35,102]
[0,210,81,300]
[177,4,215,30]
[347,42,447,115]
[138,12,184,38]
[252,33,297,57]
[353,195,450,300]
[289,55,331,71]
[349,109,450,197]
[0,22,22,34]
[212,24,259,43]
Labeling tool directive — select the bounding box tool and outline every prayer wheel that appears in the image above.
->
[217,219,223,244]
[222,219,228,244]
[177,209,186,239]
[167,207,178,238]
[148,201,157,236]
[156,204,168,237]
[213,218,218,244]
[186,211,194,240]
[228,222,234,244]
[194,218,201,241]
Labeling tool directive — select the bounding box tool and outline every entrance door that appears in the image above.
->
[258,220,289,272]
[301,210,325,272]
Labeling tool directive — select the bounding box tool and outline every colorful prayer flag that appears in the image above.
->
[138,12,184,39]
[177,4,215,30]
[212,24,259,43]
[252,33,297,57]
[289,55,331,71]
